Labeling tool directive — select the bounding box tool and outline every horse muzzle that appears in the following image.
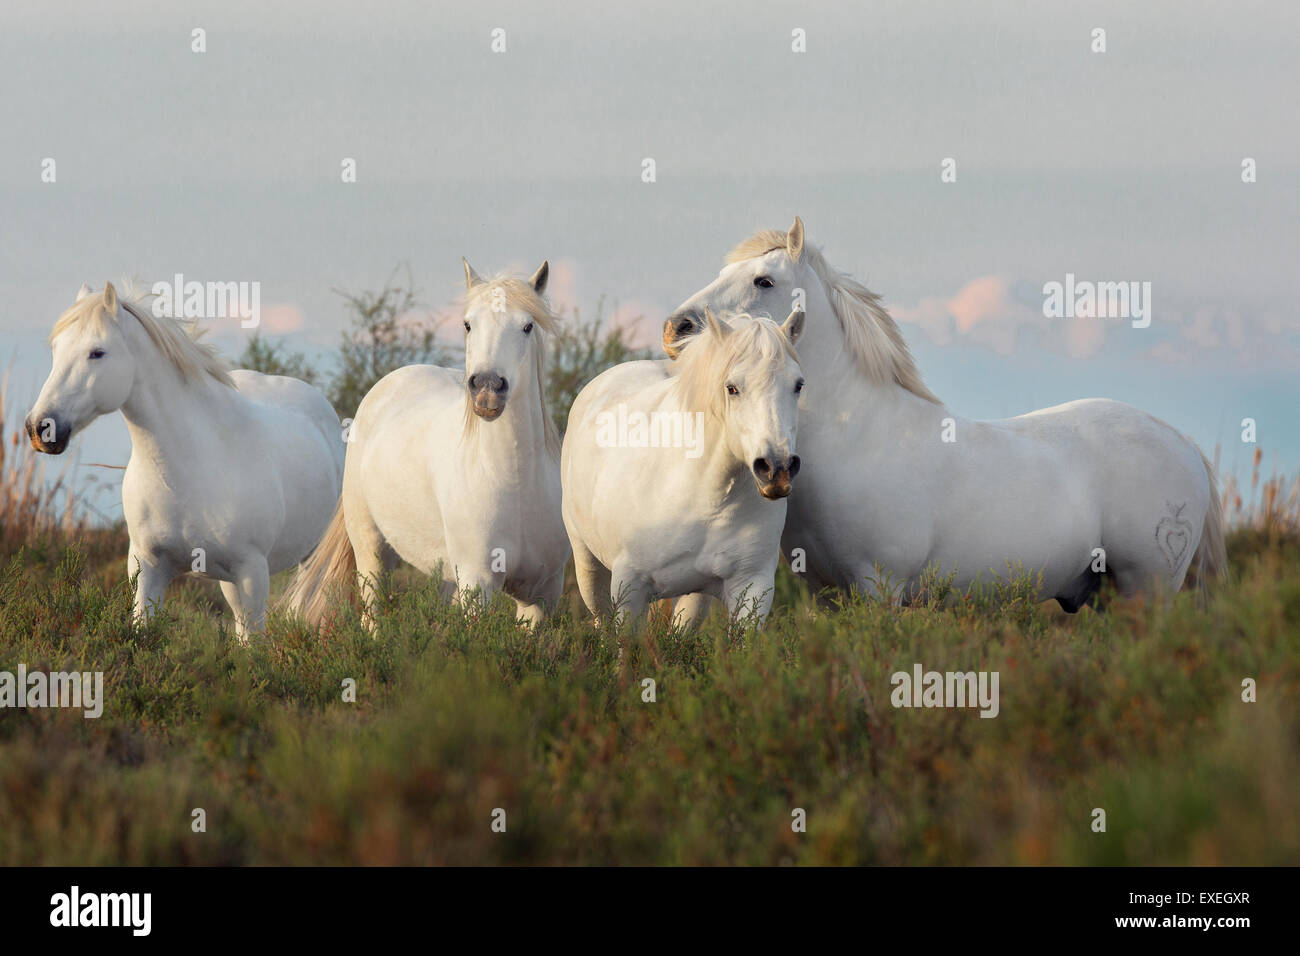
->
[468,372,508,421]
[25,414,70,455]
[753,455,800,500]
[662,311,702,360]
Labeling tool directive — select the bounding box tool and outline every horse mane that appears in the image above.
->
[461,274,562,454]
[726,230,940,404]
[671,313,799,420]
[50,285,235,388]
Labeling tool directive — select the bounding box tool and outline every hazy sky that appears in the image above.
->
[3,1,1297,520]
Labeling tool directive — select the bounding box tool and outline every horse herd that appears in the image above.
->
[25,218,1226,642]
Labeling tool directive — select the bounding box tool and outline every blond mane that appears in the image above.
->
[462,275,562,453]
[726,230,939,403]
[50,286,235,387]
[671,313,800,419]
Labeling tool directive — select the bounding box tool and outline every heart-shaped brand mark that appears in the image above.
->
[1163,527,1188,563]
[1155,505,1193,571]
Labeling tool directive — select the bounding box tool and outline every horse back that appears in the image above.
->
[230,369,341,448]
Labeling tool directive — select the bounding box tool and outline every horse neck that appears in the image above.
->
[700,420,750,492]
[795,271,855,379]
[797,271,950,430]
[118,328,235,462]
[659,385,748,493]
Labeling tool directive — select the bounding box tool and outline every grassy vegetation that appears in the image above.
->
[0,514,1295,865]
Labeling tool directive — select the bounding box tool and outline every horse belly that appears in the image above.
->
[122,460,263,581]
[645,548,718,600]
[348,379,459,574]
[928,511,1096,596]
[505,528,569,601]
[780,462,933,591]
[249,416,344,573]
[928,446,1099,596]
[637,502,776,600]
[363,462,448,575]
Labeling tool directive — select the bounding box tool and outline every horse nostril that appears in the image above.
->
[789,456,801,478]
[468,374,479,390]
[497,376,508,392]
[753,457,772,479]
[669,310,701,336]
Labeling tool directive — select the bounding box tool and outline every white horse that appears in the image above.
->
[661,218,1226,610]
[26,282,344,640]
[283,260,570,629]
[563,307,806,627]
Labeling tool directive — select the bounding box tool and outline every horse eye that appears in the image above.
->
[754,276,775,289]
[795,380,805,393]
[726,384,739,396]
[463,321,471,333]
[89,348,106,360]
[523,322,533,334]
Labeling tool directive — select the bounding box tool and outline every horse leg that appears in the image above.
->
[222,554,270,644]
[570,536,613,624]
[1056,566,1104,614]
[344,496,397,632]
[354,546,398,632]
[219,581,242,629]
[670,593,717,630]
[722,574,776,626]
[449,549,502,618]
[512,598,545,629]
[609,569,651,633]
[128,543,173,626]
[513,565,565,630]
[853,566,897,604]
[455,576,498,618]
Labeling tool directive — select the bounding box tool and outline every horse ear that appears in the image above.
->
[703,306,731,339]
[76,283,93,302]
[529,260,549,294]
[781,307,805,345]
[102,281,118,313]
[787,216,805,262]
[463,258,484,290]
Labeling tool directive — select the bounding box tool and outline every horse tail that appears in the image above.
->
[279,500,355,626]
[1192,447,1229,594]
